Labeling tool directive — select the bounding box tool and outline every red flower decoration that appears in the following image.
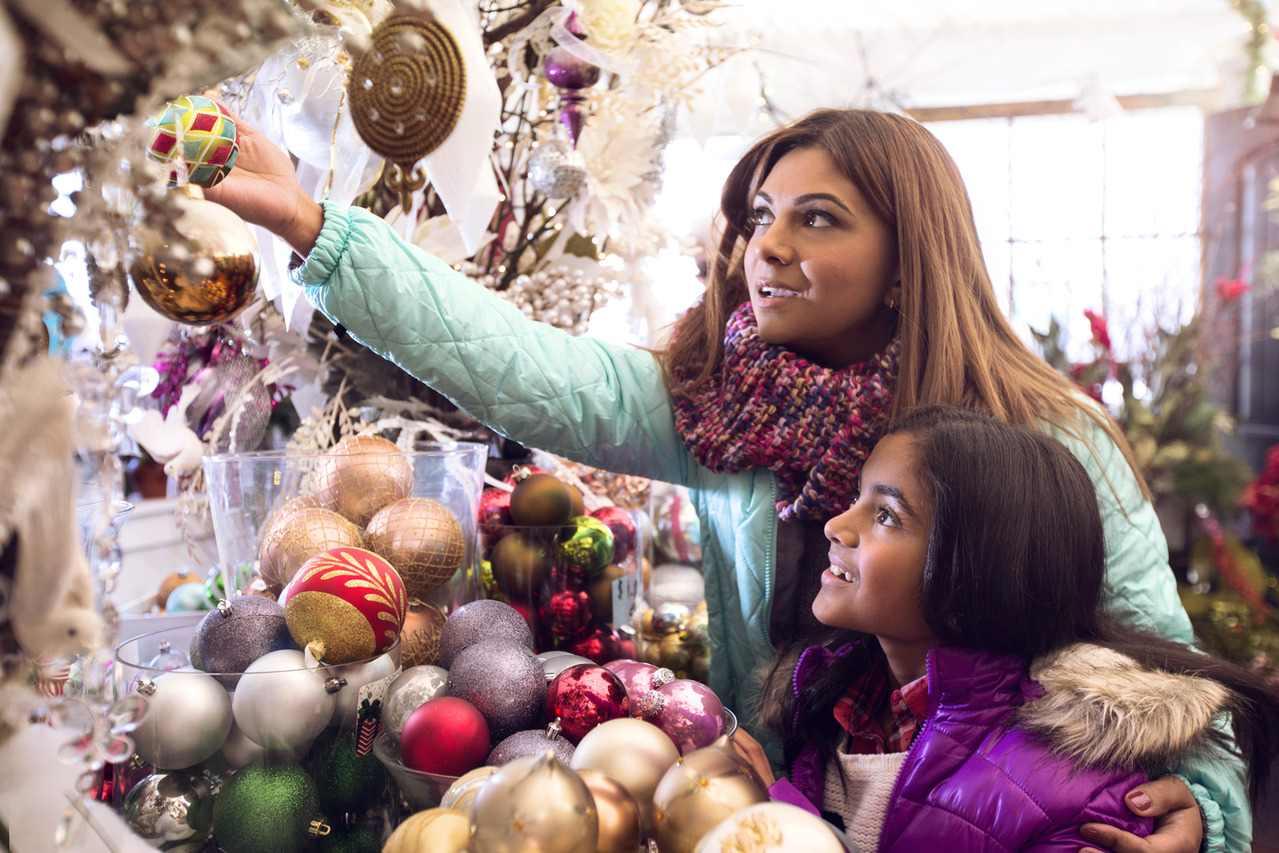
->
[1214,276,1250,304]
[1083,309,1112,352]
[1241,444,1279,543]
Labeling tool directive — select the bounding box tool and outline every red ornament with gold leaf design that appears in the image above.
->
[282,546,408,664]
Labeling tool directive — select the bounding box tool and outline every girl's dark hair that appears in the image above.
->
[758,405,1279,801]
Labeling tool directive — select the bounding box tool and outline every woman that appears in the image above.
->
[206,106,1243,851]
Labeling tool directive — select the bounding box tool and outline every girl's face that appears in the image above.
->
[744,146,899,368]
[813,433,941,663]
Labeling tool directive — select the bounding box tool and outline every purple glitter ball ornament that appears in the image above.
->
[438,599,535,669]
[194,595,297,687]
[445,638,547,742]
[487,722,576,766]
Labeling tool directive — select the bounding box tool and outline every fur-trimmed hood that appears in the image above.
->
[1017,642,1230,773]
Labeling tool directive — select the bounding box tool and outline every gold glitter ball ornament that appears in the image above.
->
[364,497,466,602]
[258,506,363,591]
[315,435,414,527]
[127,187,260,325]
[400,602,447,668]
[347,13,466,211]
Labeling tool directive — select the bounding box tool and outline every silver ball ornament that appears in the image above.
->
[131,669,233,770]
[384,664,449,739]
[122,771,216,847]
[528,138,587,199]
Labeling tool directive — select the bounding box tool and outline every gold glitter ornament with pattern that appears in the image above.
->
[315,435,414,527]
[400,602,447,668]
[258,506,364,591]
[347,13,467,212]
[364,497,466,602]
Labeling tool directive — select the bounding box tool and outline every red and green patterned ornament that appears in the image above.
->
[282,546,408,664]
[147,95,239,188]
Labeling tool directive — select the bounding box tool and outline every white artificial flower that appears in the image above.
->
[567,106,665,258]
[578,0,641,55]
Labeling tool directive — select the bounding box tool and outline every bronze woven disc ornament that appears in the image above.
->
[348,14,467,210]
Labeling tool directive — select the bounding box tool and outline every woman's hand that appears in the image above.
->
[728,728,776,787]
[1080,776,1203,853]
[202,104,324,257]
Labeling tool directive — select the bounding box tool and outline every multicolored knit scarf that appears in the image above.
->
[673,302,900,521]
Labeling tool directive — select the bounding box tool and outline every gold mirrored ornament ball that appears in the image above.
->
[652,735,770,853]
[128,187,259,325]
[314,435,414,527]
[570,718,679,837]
[364,497,465,602]
[577,769,642,853]
[382,806,470,853]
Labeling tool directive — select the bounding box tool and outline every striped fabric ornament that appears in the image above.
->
[146,95,239,188]
[673,302,899,521]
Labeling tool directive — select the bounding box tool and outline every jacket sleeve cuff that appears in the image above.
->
[768,778,821,817]
[288,201,348,288]
[1176,775,1225,853]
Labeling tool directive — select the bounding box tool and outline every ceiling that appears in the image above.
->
[682,0,1256,135]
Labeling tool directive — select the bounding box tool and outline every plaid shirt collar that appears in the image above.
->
[832,655,930,754]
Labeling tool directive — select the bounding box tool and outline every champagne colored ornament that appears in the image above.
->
[469,750,599,853]
[400,696,490,776]
[641,678,729,756]
[194,595,295,686]
[445,638,547,742]
[231,648,338,750]
[571,718,679,836]
[590,506,637,563]
[211,763,323,853]
[576,769,642,853]
[509,472,576,526]
[146,95,240,188]
[527,137,587,199]
[692,801,848,853]
[559,516,614,576]
[383,664,449,738]
[439,765,497,814]
[305,727,388,815]
[121,771,215,847]
[283,546,408,664]
[315,435,414,527]
[487,722,576,766]
[438,599,534,668]
[259,502,356,590]
[382,807,470,853]
[131,668,233,770]
[544,664,629,742]
[652,735,770,853]
[127,186,259,325]
[365,497,465,602]
[400,601,447,667]
[348,12,466,212]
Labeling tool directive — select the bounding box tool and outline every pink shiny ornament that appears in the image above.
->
[565,625,623,665]
[541,588,592,639]
[641,679,729,755]
[603,659,676,714]
[543,663,630,742]
[590,506,637,563]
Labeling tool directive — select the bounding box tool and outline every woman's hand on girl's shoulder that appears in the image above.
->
[1079,776,1203,853]
[728,728,777,787]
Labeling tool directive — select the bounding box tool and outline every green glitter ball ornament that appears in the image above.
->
[318,824,382,853]
[306,728,389,815]
[211,764,321,853]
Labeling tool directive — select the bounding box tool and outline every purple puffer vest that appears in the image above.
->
[778,642,1152,852]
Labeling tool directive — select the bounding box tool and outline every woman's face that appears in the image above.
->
[744,146,899,368]
[814,433,940,663]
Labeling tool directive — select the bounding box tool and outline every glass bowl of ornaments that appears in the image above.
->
[203,436,488,666]
[111,614,404,853]
[478,470,645,663]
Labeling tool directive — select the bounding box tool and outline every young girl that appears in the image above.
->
[207,106,1240,850]
[738,406,1279,853]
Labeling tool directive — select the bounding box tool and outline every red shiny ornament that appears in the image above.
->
[505,596,543,648]
[282,546,408,663]
[541,588,592,639]
[400,696,490,777]
[590,506,637,564]
[478,488,514,549]
[543,663,629,742]
[566,625,623,665]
